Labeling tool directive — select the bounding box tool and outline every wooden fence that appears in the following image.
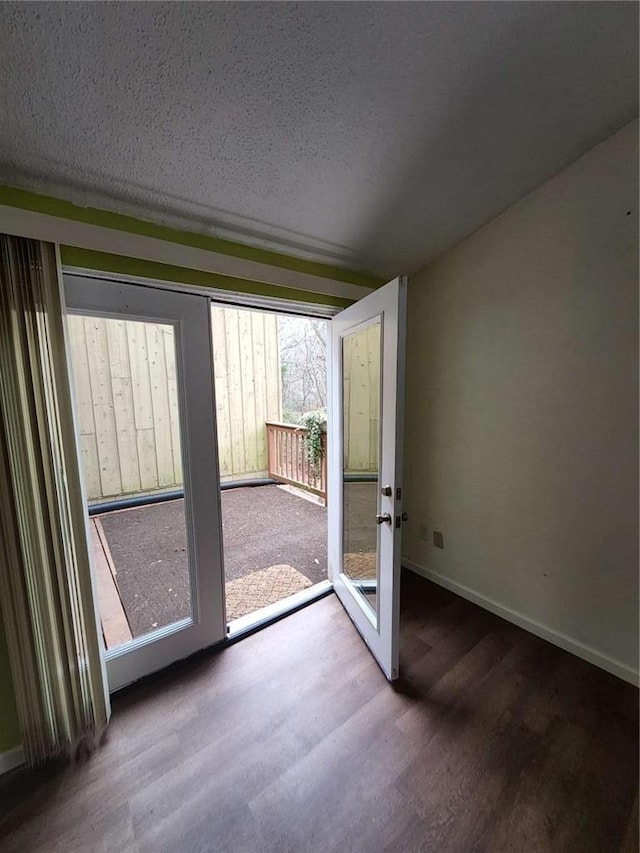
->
[266,422,327,503]
[210,306,281,482]
[343,322,380,474]
[67,307,281,502]
[68,304,379,504]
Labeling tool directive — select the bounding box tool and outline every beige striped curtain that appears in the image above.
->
[0,234,109,765]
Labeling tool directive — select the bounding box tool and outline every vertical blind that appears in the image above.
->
[0,234,109,765]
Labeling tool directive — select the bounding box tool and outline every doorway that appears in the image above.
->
[210,304,329,629]
[64,277,333,688]
[64,272,406,690]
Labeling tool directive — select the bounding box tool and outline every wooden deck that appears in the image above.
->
[90,517,133,649]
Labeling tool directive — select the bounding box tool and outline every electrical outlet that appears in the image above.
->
[433,529,444,549]
[419,523,429,542]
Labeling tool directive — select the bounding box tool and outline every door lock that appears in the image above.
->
[376,513,393,525]
[380,485,392,497]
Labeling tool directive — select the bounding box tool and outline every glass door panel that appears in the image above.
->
[64,276,225,691]
[66,315,192,649]
[342,320,382,623]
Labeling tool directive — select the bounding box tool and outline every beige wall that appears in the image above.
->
[403,119,639,682]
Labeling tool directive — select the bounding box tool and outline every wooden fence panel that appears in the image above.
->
[210,306,282,482]
[222,309,246,477]
[252,312,268,470]
[85,317,121,497]
[106,320,140,494]
[342,322,381,474]
[211,307,232,477]
[238,309,258,475]
[67,307,281,502]
[145,323,174,488]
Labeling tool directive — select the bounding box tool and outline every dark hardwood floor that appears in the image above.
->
[0,569,637,852]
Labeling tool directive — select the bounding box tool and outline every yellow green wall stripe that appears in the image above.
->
[0,185,382,290]
[60,247,353,308]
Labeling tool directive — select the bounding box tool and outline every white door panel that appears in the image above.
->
[328,276,406,680]
[64,275,226,691]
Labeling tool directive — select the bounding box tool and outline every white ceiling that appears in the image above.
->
[0,2,637,277]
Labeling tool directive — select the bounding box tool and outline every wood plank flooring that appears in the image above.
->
[0,569,637,852]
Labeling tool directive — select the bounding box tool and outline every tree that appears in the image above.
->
[278,316,327,423]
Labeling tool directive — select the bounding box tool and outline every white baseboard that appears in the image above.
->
[0,744,25,776]
[403,557,639,687]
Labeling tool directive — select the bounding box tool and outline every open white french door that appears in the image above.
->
[64,275,226,691]
[328,276,407,681]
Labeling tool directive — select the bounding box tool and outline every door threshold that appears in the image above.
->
[110,581,333,697]
[226,579,333,643]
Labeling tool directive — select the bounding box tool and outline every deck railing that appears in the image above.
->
[266,421,327,504]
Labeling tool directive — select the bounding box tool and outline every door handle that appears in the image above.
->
[376,513,392,525]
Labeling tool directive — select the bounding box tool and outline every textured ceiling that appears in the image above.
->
[0,2,637,277]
